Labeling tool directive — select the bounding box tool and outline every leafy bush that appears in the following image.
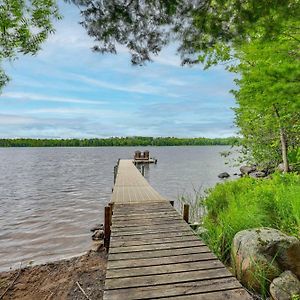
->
[201,173,300,263]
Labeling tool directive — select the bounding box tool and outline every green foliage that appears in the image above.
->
[248,255,279,298]
[69,0,298,66]
[232,25,300,169]
[289,148,300,168]
[0,0,61,89]
[292,294,300,300]
[202,174,300,263]
[0,136,240,147]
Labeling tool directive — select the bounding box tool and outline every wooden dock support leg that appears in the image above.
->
[109,202,114,225]
[141,165,145,176]
[113,165,117,184]
[170,200,174,207]
[183,204,189,223]
[104,206,112,251]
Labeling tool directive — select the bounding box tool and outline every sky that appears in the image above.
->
[0,2,238,139]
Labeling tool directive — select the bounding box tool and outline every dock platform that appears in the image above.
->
[103,159,252,299]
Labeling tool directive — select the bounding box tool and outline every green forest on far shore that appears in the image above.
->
[0,137,239,147]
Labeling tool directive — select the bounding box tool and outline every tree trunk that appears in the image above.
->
[273,104,289,172]
[279,127,289,172]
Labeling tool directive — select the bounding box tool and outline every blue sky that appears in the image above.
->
[1,2,237,139]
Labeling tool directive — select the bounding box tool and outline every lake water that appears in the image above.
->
[0,146,239,271]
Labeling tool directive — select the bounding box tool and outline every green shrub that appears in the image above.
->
[201,173,300,263]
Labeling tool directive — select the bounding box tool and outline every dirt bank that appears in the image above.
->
[0,248,107,300]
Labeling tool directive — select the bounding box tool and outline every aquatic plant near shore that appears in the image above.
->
[178,186,206,223]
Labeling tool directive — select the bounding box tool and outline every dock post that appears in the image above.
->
[141,165,145,176]
[183,204,189,223]
[170,200,174,207]
[109,202,114,225]
[113,165,117,184]
[104,206,112,251]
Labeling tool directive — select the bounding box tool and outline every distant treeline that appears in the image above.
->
[0,137,240,147]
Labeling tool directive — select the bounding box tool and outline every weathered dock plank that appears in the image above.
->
[106,260,223,278]
[105,267,233,289]
[104,280,247,300]
[110,234,199,247]
[109,240,206,253]
[107,252,220,269]
[103,159,252,299]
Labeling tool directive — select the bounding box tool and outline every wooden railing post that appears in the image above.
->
[183,204,189,223]
[104,206,112,251]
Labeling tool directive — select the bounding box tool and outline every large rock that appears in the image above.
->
[232,228,300,292]
[240,165,256,175]
[218,172,230,178]
[270,271,300,300]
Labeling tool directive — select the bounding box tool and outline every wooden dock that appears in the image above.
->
[103,160,252,299]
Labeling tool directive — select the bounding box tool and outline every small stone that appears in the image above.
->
[240,165,256,175]
[90,224,103,232]
[96,241,104,252]
[196,226,208,237]
[92,229,104,240]
[249,171,266,178]
[190,222,201,230]
[218,172,230,178]
[278,163,293,172]
[278,163,285,172]
[270,271,300,300]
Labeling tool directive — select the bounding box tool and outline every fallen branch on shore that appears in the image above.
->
[0,262,22,300]
[76,281,92,300]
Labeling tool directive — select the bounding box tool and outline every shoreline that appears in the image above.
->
[0,248,107,300]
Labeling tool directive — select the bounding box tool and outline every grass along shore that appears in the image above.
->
[201,172,300,262]
[193,172,300,297]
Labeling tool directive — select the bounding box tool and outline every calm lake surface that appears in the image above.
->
[0,146,239,271]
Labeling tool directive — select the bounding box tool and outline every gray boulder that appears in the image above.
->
[278,163,293,172]
[232,228,300,292]
[240,165,256,175]
[278,163,285,172]
[218,172,230,178]
[270,271,300,300]
[249,171,266,178]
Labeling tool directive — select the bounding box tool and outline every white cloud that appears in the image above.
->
[71,74,173,97]
[153,54,181,67]
[25,108,131,118]
[1,92,105,105]
[0,114,36,125]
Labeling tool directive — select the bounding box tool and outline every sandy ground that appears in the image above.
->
[0,247,107,300]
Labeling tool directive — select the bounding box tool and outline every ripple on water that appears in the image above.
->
[0,146,239,271]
